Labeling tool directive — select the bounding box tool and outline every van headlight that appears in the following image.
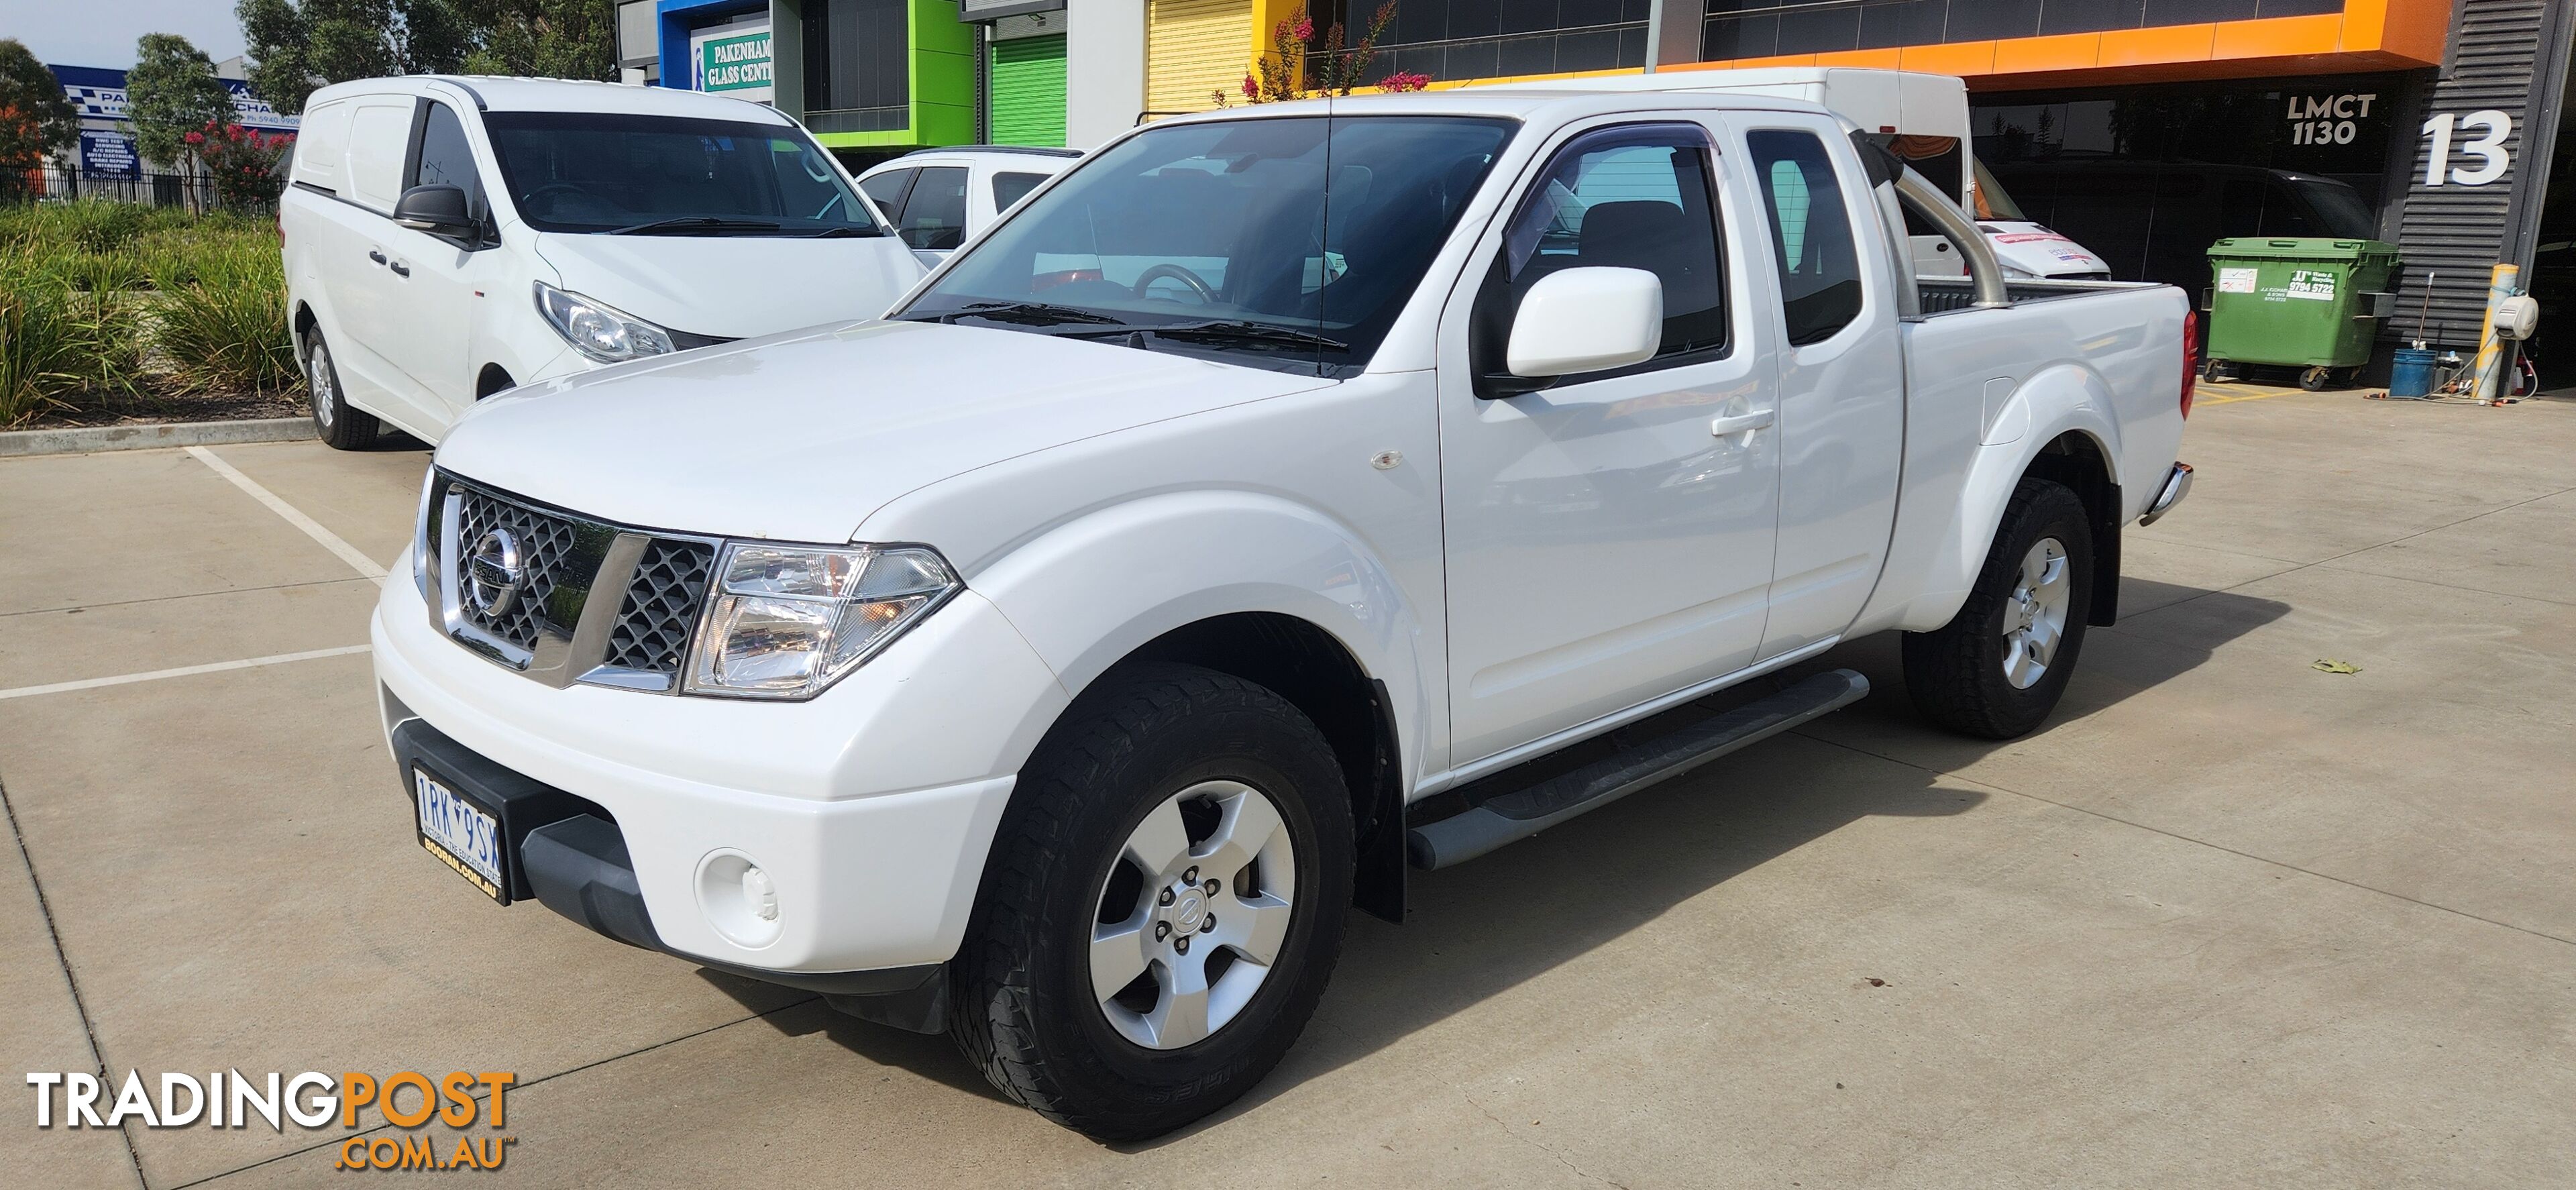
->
[535,281,676,363]
[683,543,961,699]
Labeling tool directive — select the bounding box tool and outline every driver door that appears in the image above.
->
[1436,120,1782,765]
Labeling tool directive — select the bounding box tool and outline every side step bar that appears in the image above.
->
[1405,669,1869,870]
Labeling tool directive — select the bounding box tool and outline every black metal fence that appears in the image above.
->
[2,167,268,213]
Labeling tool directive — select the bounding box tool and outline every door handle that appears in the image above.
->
[389,260,410,278]
[1709,410,1774,437]
[368,250,386,266]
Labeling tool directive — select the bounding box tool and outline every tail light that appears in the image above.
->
[2180,310,2198,419]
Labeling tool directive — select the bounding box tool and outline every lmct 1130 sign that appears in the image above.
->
[692,24,773,101]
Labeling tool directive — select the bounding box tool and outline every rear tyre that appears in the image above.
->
[1902,478,2094,740]
[305,329,378,450]
[949,664,1353,1141]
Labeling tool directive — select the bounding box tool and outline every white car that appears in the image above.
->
[281,76,924,449]
[855,146,1081,268]
[374,87,2194,1139]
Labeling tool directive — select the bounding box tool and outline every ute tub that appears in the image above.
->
[371,552,1069,973]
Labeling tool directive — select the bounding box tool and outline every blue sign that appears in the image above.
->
[79,130,140,176]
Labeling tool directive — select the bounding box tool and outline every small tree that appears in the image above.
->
[188,121,295,209]
[0,39,79,188]
[1239,3,1422,104]
[127,34,237,211]
[236,0,475,116]
[463,0,617,80]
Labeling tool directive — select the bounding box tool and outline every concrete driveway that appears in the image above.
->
[5,388,2572,1187]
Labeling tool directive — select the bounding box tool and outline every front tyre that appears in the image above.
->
[305,328,378,450]
[950,664,1353,1140]
[1902,478,2094,739]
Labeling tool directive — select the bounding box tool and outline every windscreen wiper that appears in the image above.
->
[800,225,884,237]
[1111,320,1350,352]
[606,216,786,235]
[918,301,1128,327]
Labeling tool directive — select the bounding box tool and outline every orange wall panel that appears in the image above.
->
[1992,32,2103,74]
[2211,13,2343,60]
[1898,41,1996,77]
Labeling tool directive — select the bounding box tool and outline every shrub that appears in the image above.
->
[148,232,297,394]
[0,285,145,426]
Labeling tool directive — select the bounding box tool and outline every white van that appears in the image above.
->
[1503,67,2112,280]
[281,76,925,449]
[856,146,1082,269]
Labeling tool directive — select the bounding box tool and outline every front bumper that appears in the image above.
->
[372,549,1069,976]
[2139,462,2193,527]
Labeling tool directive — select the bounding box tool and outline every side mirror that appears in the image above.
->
[1506,266,1662,380]
[393,184,474,237]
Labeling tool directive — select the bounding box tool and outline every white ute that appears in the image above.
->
[281,76,922,449]
[372,87,2196,1139]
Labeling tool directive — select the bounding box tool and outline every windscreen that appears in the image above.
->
[901,115,1517,374]
[482,112,884,235]
[1971,156,2029,221]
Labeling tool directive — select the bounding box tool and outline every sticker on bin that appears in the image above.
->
[2286,270,2337,301]
[2218,268,2258,294]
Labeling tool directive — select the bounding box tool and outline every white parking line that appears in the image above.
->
[184,445,389,582]
[0,645,372,702]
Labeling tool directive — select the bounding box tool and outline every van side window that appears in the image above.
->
[1472,122,1729,391]
[897,166,969,250]
[411,102,483,216]
[859,168,915,217]
[1747,129,1864,346]
[991,170,1049,211]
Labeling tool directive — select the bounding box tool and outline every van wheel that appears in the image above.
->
[305,329,378,450]
[1902,478,2094,739]
[949,664,1352,1140]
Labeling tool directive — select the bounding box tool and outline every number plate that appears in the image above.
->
[414,768,506,902]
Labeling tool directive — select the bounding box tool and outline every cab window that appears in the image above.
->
[1747,129,1864,345]
[1472,122,1729,392]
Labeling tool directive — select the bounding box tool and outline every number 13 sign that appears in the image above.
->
[2422,109,2513,186]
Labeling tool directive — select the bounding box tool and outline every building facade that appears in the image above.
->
[634,0,1130,165]
[626,0,2576,367]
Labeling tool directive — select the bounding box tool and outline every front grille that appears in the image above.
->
[602,539,714,678]
[451,487,586,648]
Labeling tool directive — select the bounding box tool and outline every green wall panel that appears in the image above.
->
[989,35,1067,148]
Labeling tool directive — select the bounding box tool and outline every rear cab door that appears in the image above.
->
[1718,112,1907,661]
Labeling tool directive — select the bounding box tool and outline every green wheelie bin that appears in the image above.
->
[2203,237,2400,390]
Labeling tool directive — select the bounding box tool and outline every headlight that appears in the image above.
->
[683,543,961,700]
[534,281,676,363]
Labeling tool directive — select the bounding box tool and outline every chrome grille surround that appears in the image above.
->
[422,472,720,693]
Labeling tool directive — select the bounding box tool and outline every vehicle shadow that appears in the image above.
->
[710,578,2290,1143]
[1128,580,2291,1147]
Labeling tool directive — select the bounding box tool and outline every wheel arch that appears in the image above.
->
[965,490,1433,924]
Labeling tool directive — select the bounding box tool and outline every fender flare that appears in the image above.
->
[965,488,1434,786]
[1893,364,2126,632]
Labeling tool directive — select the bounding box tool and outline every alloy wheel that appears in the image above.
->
[2001,537,2071,690]
[1088,779,1297,1050]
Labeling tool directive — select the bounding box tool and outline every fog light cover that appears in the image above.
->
[696,851,784,948]
[684,543,959,700]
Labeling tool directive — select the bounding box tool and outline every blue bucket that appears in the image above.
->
[2390,347,2436,399]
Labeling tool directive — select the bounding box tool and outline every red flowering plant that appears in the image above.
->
[189,119,293,209]
[1241,3,1430,103]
